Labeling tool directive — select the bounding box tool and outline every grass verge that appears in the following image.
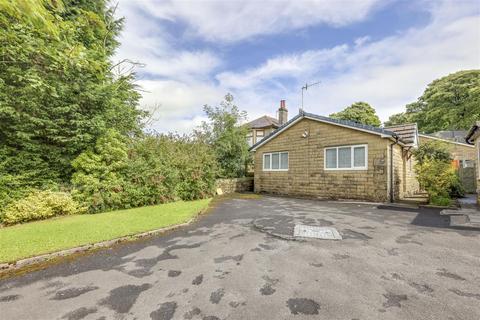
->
[0,199,211,263]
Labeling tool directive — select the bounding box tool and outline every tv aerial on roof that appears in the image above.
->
[301,81,321,111]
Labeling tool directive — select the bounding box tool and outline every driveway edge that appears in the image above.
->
[0,213,202,275]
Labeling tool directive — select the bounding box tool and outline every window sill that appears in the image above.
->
[324,167,368,171]
[263,169,289,172]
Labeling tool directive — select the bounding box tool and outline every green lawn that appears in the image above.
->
[0,199,211,263]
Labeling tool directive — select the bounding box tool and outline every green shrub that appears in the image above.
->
[71,129,129,213]
[3,190,84,225]
[415,158,463,205]
[72,132,217,213]
[430,195,452,207]
[124,134,217,204]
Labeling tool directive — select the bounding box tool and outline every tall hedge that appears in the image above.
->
[72,131,217,213]
[0,0,144,206]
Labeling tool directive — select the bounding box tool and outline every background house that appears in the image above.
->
[245,100,288,147]
[250,111,420,203]
[419,133,477,193]
[418,134,476,168]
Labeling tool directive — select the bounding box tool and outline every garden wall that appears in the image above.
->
[215,177,254,194]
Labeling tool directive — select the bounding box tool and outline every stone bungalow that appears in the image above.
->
[250,111,420,203]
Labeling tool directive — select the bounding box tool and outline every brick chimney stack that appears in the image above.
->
[278,100,288,125]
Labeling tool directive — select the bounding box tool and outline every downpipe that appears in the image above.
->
[390,137,400,203]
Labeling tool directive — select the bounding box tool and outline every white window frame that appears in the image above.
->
[256,130,265,142]
[263,151,288,171]
[324,144,368,171]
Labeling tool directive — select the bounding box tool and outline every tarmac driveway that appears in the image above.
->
[1,195,479,320]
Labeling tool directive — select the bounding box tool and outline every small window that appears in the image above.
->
[325,149,337,168]
[256,130,265,141]
[338,147,351,168]
[263,154,271,170]
[272,153,280,169]
[280,152,288,169]
[263,152,288,171]
[324,144,368,170]
[353,146,366,167]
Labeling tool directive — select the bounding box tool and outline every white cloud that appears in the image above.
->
[115,0,479,133]
[137,0,384,43]
[217,45,348,89]
[217,1,480,123]
[115,1,221,80]
[137,79,223,115]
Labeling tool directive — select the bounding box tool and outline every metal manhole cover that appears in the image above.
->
[294,225,342,240]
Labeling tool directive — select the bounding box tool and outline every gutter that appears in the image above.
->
[389,136,400,203]
[465,123,479,144]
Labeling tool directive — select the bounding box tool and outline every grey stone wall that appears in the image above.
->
[215,177,254,194]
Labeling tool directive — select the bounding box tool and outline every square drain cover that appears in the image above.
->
[294,225,342,240]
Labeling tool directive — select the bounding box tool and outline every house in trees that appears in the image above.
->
[245,100,288,147]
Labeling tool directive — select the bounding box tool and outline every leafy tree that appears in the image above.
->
[412,140,451,165]
[199,94,251,178]
[384,112,410,127]
[329,102,381,127]
[0,0,144,190]
[384,70,480,132]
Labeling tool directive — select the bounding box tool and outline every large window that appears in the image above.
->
[324,144,367,170]
[263,152,288,171]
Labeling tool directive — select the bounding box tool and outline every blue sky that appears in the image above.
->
[115,0,480,133]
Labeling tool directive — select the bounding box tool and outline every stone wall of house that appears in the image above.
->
[215,177,254,194]
[419,135,476,161]
[404,153,420,197]
[253,118,391,202]
[391,144,420,200]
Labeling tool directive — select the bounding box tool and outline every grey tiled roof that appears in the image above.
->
[304,112,396,136]
[246,115,279,129]
[250,111,400,151]
[384,123,418,146]
[430,130,469,143]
